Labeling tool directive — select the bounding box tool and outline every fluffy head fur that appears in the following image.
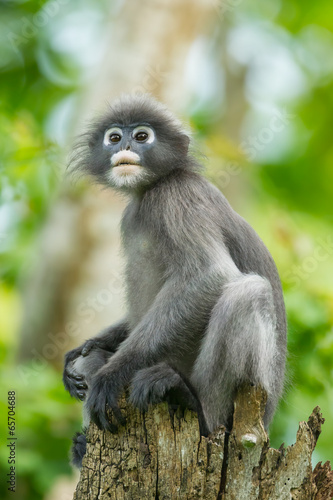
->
[69,94,200,192]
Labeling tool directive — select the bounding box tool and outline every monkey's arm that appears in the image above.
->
[63,319,129,397]
[85,266,237,431]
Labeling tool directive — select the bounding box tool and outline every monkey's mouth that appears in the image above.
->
[110,151,144,180]
[114,160,140,167]
[112,163,143,176]
[111,151,141,169]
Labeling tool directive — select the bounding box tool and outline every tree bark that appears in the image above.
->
[73,386,333,499]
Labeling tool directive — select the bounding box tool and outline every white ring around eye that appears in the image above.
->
[103,127,123,146]
[132,125,155,144]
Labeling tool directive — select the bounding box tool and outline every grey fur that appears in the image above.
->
[64,94,287,462]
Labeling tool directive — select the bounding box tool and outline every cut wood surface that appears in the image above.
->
[74,386,333,499]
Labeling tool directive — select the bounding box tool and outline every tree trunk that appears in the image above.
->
[73,386,333,499]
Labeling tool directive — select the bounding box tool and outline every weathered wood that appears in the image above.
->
[73,386,333,499]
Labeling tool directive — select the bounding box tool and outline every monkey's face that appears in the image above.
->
[102,124,157,190]
[71,95,191,192]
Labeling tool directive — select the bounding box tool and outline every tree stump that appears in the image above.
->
[73,386,333,499]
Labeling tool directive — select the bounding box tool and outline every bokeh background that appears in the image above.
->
[1,0,333,499]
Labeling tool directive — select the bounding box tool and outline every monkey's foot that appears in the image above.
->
[129,363,209,436]
[63,361,88,401]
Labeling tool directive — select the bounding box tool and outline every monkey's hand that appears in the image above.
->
[62,339,100,399]
[63,336,113,398]
[63,348,89,401]
[63,321,130,399]
[85,357,133,433]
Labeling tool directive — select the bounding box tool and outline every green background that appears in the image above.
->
[0,1,332,498]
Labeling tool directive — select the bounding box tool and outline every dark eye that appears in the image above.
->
[110,134,121,143]
[103,127,123,146]
[132,126,155,144]
[134,131,148,142]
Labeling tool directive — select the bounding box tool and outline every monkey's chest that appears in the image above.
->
[124,235,165,327]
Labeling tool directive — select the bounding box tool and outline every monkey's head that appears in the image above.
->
[71,94,195,192]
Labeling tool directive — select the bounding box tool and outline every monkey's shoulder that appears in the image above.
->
[121,170,237,241]
[148,171,280,276]
[145,170,231,216]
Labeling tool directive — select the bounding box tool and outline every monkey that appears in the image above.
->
[63,94,287,468]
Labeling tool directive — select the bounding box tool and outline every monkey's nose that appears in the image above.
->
[126,144,131,151]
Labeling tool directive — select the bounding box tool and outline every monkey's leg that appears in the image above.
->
[129,363,209,436]
[191,274,283,433]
